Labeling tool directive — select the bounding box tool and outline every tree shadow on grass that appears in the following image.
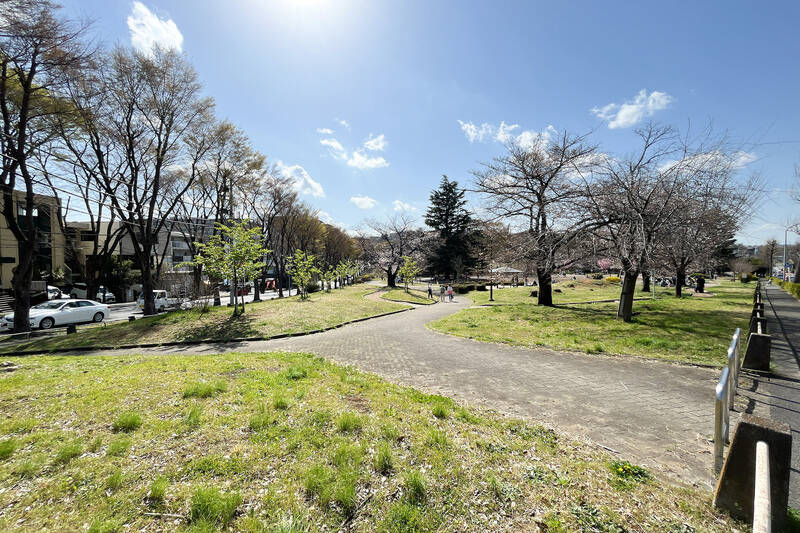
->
[175,312,260,342]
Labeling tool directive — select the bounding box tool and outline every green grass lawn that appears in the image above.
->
[382,288,436,305]
[0,351,740,532]
[430,281,752,366]
[466,277,672,306]
[0,285,407,354]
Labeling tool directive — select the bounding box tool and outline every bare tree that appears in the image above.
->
[361,215,424,287]
[0,0,92,330]
[172,120,262,299]
[90,47,213,315]
[473,131,598,305]
[241,164,297,300]
[656,163,758,297]
[583,124,693,321]
[761,238,779,277]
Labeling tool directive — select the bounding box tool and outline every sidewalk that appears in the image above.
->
[743,283,800,508]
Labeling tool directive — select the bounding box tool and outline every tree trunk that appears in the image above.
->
[675,266,686,298]
[232,270,239,315]
[11,245,34,333]
[277,261,285,298]
[141,264,156,316]
[213,285,221,306]
[617,269,639,322]
[252,276,261,302]
[386,268,397,287]
[536,267,554,306]
[641,271,651,293]
[192,265,203,298]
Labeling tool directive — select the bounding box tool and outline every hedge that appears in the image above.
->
[774,278,800,300]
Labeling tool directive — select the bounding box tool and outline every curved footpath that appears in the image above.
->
[63,293,722,488]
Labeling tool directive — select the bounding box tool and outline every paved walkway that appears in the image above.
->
[83,294,721,488]
[742,283,800,507]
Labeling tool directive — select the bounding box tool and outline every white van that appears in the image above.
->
[70,283,116,303]
[137,290,177,312]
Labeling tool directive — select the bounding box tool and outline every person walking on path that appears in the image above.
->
[447,285,454,302]
[427,283,433,299]
[439,285,445,302]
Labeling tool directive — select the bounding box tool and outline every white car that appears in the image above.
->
[47,285,62,300]
[69,283,116,303]
[137,290,178,312]
[3,299,110,330]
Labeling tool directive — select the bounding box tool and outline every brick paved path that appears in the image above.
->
[95,294,721,488]
[742,283,800,507]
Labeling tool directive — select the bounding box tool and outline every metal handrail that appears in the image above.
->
[714,366,731,473]
[715,327,742,473]
[753,440,771,533]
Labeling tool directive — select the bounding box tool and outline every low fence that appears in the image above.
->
[753,440,771,533]
[714,280,781,531]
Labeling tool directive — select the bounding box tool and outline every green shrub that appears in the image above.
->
[609,460,650,490]
[374,442,394,475]
[248,404,272,432]
[425,428,449,449]
[184,405,202,428]
[382,502,426,532]
[336,412,363,433]
[112,412,142,433]
[333,473,358,517]
[147,476,168,504]
[304,464,334,505]
[272,395,290,410]
[183,381,227,398]
[604,276,621,284]
[189,486,241,526]
[14,460,38,478]
[591,273,604,280]
[403,470,427,505]
[55,442,82,464]
[285,366,308,380]
[106,437,131,457]
[0,438,16,460]
[105,468,124,490]
[431,403,449,419]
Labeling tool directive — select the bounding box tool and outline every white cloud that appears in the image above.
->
[516,125,556,151]
[127,1,183,55]
[317,124,389,170]
[276,161,325,198]
[320,137,347,160]
[591,89,674,129]
[733,151,757,168]
[458,120,556,151]
[336,118,350,130]
[458,120,494,143]
[495,121,520,143]
[363,133,387,151]
[350,195,377,209]
[392,200,416,212]
[347,151,389,170]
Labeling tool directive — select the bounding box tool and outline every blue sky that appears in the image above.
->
[60,0,800,244]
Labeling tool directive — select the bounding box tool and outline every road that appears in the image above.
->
[1,288,298,333]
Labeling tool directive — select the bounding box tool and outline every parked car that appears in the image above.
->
[47,285,62,300]
[137,290,179,312]
[69,283,116,303]
[2,299,109,330]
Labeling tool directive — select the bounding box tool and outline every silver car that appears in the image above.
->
[3,299,110,330]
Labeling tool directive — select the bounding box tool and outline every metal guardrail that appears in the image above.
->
[753,440,771,533]
[714,327,742,473]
